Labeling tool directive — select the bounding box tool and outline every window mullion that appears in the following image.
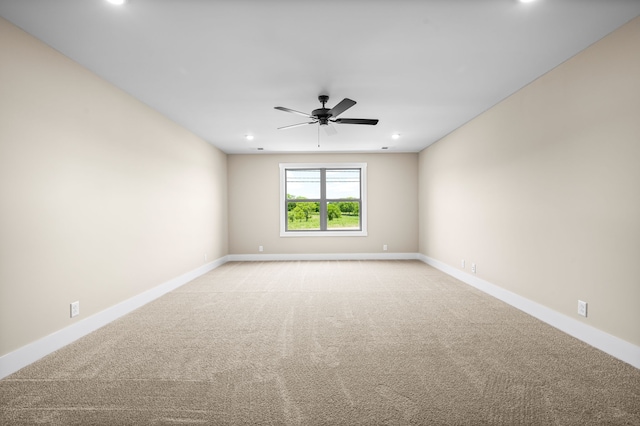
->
[319,168,327,231]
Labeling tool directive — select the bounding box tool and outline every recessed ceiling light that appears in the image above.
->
[391,133,401,140]
[245,135,254,141]
[106,0,127,5]
[518,0,536,3]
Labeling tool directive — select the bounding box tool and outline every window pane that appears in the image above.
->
[326,201,361,230]
[287,201,320,230]
[326,169,360,199]
[286,169,320,199]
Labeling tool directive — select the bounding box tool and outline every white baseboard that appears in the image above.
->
[418,254,640,370]
[0,256,229,380]
[227,252,420,262]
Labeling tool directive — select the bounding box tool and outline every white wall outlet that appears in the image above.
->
[461,259,465,268]
[258,245,263,252]
[70,301,80,318]
[578,300,588,317]
[204,253,207,262]
[471,263,476,274]
[383,244,388,251]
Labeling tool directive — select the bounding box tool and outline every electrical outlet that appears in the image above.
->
[70,301,80,318]
[471,263,476,274]
[578,300,588,317]
[383,244,388,251]
[204,253,207,262]
[258,245,263,252]
[461,259,465,268]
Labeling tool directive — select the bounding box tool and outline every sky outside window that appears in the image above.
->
[287,169,360,199]
[326,169,360,199]
[286,169,320,199]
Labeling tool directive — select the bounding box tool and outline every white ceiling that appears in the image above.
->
[2,1,639,154]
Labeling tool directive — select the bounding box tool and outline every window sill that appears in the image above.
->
[280,230,368,237]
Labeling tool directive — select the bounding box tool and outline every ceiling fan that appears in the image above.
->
[274,95,379,134]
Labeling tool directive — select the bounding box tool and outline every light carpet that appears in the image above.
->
[1,260,639,425]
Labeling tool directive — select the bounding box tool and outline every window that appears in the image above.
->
[279,163,367,237]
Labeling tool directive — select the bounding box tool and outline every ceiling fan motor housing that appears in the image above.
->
[312,109,331,125]
[314,95,331,125]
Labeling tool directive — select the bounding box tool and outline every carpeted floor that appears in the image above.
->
[1,260,639,425]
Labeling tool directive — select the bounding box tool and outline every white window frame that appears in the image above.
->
[279,162,367,237]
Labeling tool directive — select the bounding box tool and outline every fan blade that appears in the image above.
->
[328,98,356,118]
[277,121,316,130]
[334,118,379,125]
[274,106,313,119]
[323,123,338,136]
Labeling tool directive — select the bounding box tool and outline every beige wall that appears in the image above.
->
[419,17,640,346]
[0,18,229,356]
[228,153,418,255]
